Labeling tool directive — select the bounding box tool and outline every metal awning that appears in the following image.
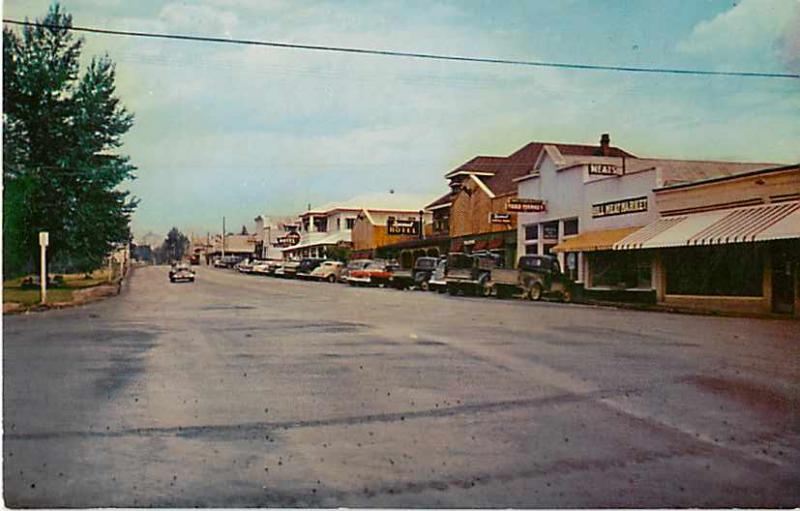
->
[614,201,800,250]
[552,227,641,253]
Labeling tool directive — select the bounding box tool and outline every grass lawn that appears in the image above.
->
[3,288,74,306]
[3,269,112,305]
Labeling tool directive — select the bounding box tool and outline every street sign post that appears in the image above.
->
[39,232,49,304]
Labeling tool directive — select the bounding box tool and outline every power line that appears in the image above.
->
[4,18,798,80]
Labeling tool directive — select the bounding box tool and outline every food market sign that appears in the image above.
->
[489,213,512,224]
[588,163,623,176]
[592,196,648,218]
[387,217,420,236]
[507,198,546,213]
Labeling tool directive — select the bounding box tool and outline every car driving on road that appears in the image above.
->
[169,263,195,283]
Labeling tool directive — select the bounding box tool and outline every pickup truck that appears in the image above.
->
[491,254,574,301]
[390,256,439,290]
[445,252,502,297]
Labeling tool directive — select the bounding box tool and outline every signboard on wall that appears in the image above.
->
[274,232,301,247]
[387,217,420,236]
[588,163,623,176]
[489,213,512,224]
[507,198,547,213]
[592,196,648,218]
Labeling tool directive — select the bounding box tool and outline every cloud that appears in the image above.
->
[677,0,800,72]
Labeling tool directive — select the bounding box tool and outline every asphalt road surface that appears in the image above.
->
[4,266,800,507]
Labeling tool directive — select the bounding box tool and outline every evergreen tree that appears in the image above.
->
[2,4,137,276]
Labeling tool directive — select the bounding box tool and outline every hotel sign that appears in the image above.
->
[274,232,301,247]
[489,213,512,225]
[387,217,420,236]
[592,196,648,218]
[507,198,547,213]
[588,163,623,176]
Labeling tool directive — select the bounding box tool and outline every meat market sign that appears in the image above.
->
[506,198,546,213]
[387,217,420,236]
[592,196,648,218]
[588,163,623,176]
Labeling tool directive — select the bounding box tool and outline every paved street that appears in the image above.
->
[4,266,800,507]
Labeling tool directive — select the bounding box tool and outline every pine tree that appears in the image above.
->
[2,4,137,276]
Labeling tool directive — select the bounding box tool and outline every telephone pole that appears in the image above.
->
[222,216,226,258]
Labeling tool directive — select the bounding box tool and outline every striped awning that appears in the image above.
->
[614,201,800,250]
[552,226,641,253]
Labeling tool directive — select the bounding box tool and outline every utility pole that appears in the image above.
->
[39,232,48,304]
[222,216,226,258]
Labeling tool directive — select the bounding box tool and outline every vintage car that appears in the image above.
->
[310,260,345,283]
[491,254,574,301]
[427,258,448,293]
[348,260,398,287]
[445,251,502,296]
[169,263,195,283]
[390,256,439,290]
[236,259,257,273]
[339,259,373,284]
[251,259,281,276]
[276,260,300,279]
[296,258,325,280]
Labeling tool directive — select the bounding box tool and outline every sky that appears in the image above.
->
[4,0,800,242]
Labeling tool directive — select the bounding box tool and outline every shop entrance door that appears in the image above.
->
[772,243,796,314]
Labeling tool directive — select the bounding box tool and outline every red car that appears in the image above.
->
[347,261,398,287]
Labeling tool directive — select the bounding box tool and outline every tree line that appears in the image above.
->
[3,4,137,277]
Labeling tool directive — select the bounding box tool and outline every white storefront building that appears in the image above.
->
[514,143,775,302]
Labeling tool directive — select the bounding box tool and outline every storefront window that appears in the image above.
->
[563,218,579,236]
[542,221,559,240]
[525,224,538,241]
[590,251,651,289]
[664,245,763,296]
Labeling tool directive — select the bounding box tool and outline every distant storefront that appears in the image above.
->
[614,164,800,316]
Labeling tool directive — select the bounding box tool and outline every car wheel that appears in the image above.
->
[529,283,543,301]
[480,280,493,297]
[327,274,336,283]
[562,288,573,303]
[419,280,430,292]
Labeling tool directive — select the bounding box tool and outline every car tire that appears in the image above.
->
[562,288,573,303]
[529,283,543,301]
[327,274,336,283]
[419,280,429,292]
[480,280,493,298]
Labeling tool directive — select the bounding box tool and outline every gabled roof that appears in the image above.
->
[469,141,637,196]
[425,191,455,210]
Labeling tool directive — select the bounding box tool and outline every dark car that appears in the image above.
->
[391,256,439,290]
[296,258,325,280]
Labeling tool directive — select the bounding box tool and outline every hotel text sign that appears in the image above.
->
[592,196,648,218]
[387,218,420,236]
[507,198,547,213]
[588,163,623,176]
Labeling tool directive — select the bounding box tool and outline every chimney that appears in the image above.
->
[600,133,611,157]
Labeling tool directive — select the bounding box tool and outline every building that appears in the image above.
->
[426,135,636,267]
[512,135,793,312]
[350,208,432,264]
[613,164,800,316]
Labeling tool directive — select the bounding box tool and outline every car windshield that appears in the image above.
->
[365,262,385,270]
[415,258,436,269]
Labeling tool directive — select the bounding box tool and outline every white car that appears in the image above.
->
[310,261,345,283]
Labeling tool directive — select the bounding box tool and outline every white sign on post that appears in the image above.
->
[39,231,49,304]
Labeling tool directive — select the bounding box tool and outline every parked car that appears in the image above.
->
[310,260,345,282]
[169,263,195,283]
[491,254,574,301]
[390,256,439,290]
[340,259,373,284]
[296,258,325,280]
[348,260,398,287]
[445,251,502,296]
[236,259,256,273]
[252,260,280,276]
[214,255,240,268]
[276,260,300,279]
[427,258,448,293]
